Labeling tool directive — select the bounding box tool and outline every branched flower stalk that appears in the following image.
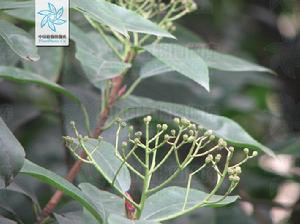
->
[65,116,258,220]
[39,0,197,221]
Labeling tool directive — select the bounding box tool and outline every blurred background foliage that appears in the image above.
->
[0,0,300,223]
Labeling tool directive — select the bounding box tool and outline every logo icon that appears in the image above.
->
[38,3,66,32]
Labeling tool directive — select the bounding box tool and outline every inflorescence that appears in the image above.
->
[64,116,258,217]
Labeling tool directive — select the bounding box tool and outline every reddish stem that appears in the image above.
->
[37,52,135,223]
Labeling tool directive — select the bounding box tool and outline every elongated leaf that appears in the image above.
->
[0,1,33,9]
[71,0,174,38]
[71,24,130,88]
[110,96,274,155]
[0,20,39,61]
[23,47,63,82]
[141,186,238,221]
[0,39,19,66]
[108,214,160,224]
[20,159,103,222]
[55,212,85,224]
[0,117,25,188]
[144,43,209,91]
[0,217,17,224]
[79,183,125,219]
[0,66,78,102]
[4,8,34,22]
[141,48,273,78]
[195,48,274,73]
[66,138,131,193]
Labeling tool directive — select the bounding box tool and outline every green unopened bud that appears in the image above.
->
[143,115,152,123]
[229,146,235,152]
[171,129,176,136]
[164,134,170,141]
[122,141,127,148]
[135,131,142,137]
[233,176,240,182]
[128,125,134,133]
[157,124,162,130]
[183,134,188,141]
[134,138,140,144]
[215,154,222,162]
[228,167,234,175]
[162,124,168,130]
[218,138,227,147]
[252,151,258,157]
[181,117,190,126]
[209,135,216,141]
[190,124,196,130]
[187,136,195,143]
[188,130,194,136]
[243,148,249,155]
[70,121,75,126]
[205,154,213,164]
[229,175,235,182]
[121,122,127,127]
[204,130,213,136]
[235,166,242,174]
[174,117,180,124]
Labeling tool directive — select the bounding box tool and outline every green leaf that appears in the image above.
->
[144,43,209,91]
[140,48,273,79]
[0,117,25,188]
[0,66,78,102]
[0,39,19,66]
[108,214,160,224]
[22,47,63,82]
[55,211,85,224]
[0,1,33,9]
[70,24,130,88]
[79,183,125,219]
[0,20,39,61]
[0,217,17,224]
[110,96,274,155]
[67,138,131,193]
[141,186,238,221]
[20,159,103,223]
[3,8,34,22]
[194,48,274,73]
[71,0,174,38]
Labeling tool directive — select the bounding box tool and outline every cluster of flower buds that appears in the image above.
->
[113,0,197,31]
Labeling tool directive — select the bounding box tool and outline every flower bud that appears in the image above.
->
[70,121,75,126]
[157,124,162,130]
[121,122,127,127]
[218,138,227,147]
[228,167,234,175]
[215,154,222,162]
[128,125,134,133]
[116,117,122,123]
[204,130,213,136]
[122,141,127,148]
[205,154,213,164]
[181,117,190,126]
[229,146,235,152]
[252,151,258,157]
[233,176,240,182]
[229,175,235,182]
[183,134,188,141]
[190,124,196,130]
[209,135,216,141]
[135,131,142,137]
[187,136,195,143]
[143,115,152,123]
[134,138,140,144]
[171,129,176,136]
[162,124,168,130]
[243,148,249,155]
[235,166,242,174]
[174,117,180,124]
[188,130,194,136]
[164,134,170,141]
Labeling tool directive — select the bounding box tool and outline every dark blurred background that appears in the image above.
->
[0,0,300,223]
